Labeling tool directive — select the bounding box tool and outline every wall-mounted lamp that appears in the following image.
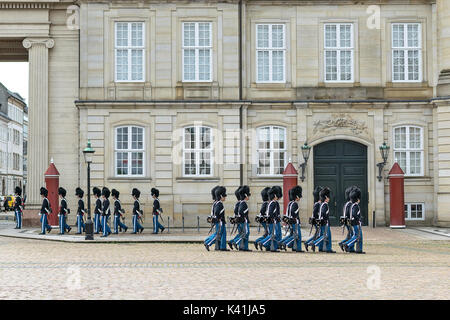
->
[376,142,390,182]
[299,142,311,182]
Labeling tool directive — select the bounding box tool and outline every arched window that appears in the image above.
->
[393,125,423,176]
[183,125,213,176]
[115,126,145,176]
[257,126,286,175]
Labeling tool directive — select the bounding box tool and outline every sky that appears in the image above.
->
[0,62,29,103]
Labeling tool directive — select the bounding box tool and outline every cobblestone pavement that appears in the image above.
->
[0,222,448,300]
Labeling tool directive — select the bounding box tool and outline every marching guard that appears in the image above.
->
[131,188,144,234]
[14,186,23,229]
[204,186,220,251]
[254,187,270,250]
[75,188,86,234]
[304,186,323,251]
[214,186,228,251]
[338,186,356,251]
[100,187,112,237]
[311,187,335,253]
[228,186,243,250]
[151,188,165,234]
[93,187,103,234]
[234,185,251,251]
[112,189,128,234]
[39,187,52,235]
[342,187,365,254]
[259,186,283,252]
[280,186,303,252]
[58,187,71,235]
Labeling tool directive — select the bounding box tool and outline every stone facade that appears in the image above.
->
[1,0,449,226]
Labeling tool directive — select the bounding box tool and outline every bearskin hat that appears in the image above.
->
[214,186,227,200]
[15,186,22,196]
[211,186,220,201]
[40,187,48,197]
[151,188,159,198]
[345,186,356,202]
[132,188,141,199]
[102,187,110,198]
[58,187,66,197]
[290,185,302,201]
[288,188,295,201]
[93,187,101,197]
[269,186,282,200]
[235,186,243,201]
[261,187,271,202]
[111,188,120,199]
[350,187,361,203]
[319,187,331,202]
[313,186,323,203]
[239,185,251,199]
[75,187,84,198]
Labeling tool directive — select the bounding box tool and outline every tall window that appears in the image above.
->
[324,23,353,82]
[115,22,145,82]
[183,126,213,176]
[182,22,212,82]
[257,126,286,175]
[115,126,144,176]
[256,24,285,83]
[393,126,423,176]
[392,23,421,82]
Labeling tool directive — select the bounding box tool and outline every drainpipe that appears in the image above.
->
[239,0,243,186]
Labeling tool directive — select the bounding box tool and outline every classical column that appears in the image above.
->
[22,38,54,207]
[436,0,450,227]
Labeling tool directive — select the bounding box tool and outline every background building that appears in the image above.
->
[0,81,26,198]
[0,0,449,227]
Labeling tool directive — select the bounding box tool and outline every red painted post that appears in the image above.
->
[44,159,60,226]
[282,162,298,215]
[389,162,405,228]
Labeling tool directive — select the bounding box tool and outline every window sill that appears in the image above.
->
[176,176,220,182]
[107,176,152,183]
[252,82,291,89]
[403,176,431,181]
[249,176,283,183]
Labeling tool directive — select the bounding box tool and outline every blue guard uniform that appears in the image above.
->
[131,188,144,234]
[112,189,128,234]
[93,187,103,234]
[280,186,303,252]
[204,186,219,251]
[58,187,71,235]
[101,187,112,237]
[14,186,23,229]
[343,187,365,254]
[339,186,355,251]
[311,187,335,253]
[214,186,228,251]
[305,186,323,251]
[254,187,270,249]
[75,187,86,234]
[228,187,243,250]
[261,186,283,252]
[39,187,52,235]
[151,188,165,234]
[234,185,251,251]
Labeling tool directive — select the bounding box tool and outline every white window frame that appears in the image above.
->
[182,125,214,177]
[393,125,424,176]
[256,24,286,83]
[405,203,425,221]
[256,126,287,176]
[391,23,422,83]
[114,21,145,83]
[182,22,213,82]
[114,126,145,177]
[324,23,354,83]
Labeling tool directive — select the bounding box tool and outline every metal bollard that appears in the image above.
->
[197,216,200,233]
[182,216,185,233]
[167,216,170,234]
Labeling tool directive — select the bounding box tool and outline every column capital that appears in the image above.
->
[22,38,54,50]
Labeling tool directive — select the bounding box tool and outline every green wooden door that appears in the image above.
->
[313,140,368,226]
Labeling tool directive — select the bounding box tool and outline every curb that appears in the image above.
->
[410,227,450,238]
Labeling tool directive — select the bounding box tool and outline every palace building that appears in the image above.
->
[1,0,449,227]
